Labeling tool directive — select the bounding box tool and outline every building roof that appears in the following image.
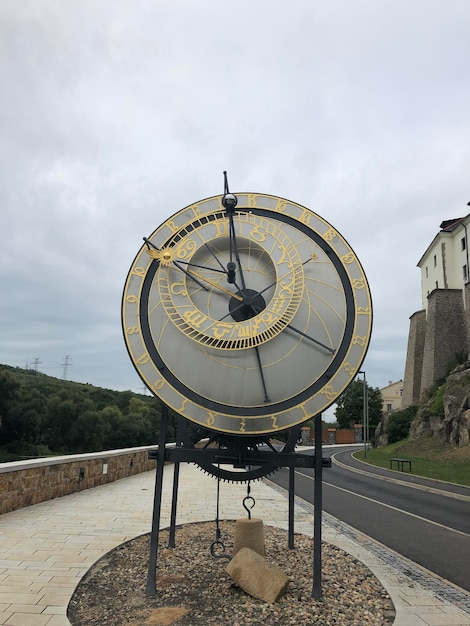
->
[439,217,464,232]
[417,213,470,267]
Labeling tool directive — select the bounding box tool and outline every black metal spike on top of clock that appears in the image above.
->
[221,170,237,212]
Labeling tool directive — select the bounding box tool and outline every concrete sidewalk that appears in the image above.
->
[0,462,469,626]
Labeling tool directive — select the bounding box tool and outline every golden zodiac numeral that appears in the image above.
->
[341,252,356,264]
[343,362,354,375]
[250,225,266,242]
[271,296,285,315]
[276,243,297,267]
[126,326,140,335]
[357,306,371,314]
[275,199,287,213]
[279,275,294,296]
[136,353,150,364]
[277,244,288,265]
[170,279,188,296]
[207,412,215,427]
[352,335,368,347]
[183,309,207,328]
[323,384,336,401]
[177,239,197,259]
[299,210,311,225]
[251,312,275,335]
[178,399,187,414]
[151,379,164,391]
[235,324,251,338]
[240,418,246,432]
[214,218,229,237]
[248,194,259,207]
[271,416,279,430]
[323,228,337,242]
[299,404,310,419]
[132,266,146,276]
[126,294,137,303]
[166,220,179,233]
[190,203,200,217]
[352,278,365,290]
[212,322,232,339]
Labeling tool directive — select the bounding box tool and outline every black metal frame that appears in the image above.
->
[145,405,330,599]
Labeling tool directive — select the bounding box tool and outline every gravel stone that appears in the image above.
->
[68,521,395,626]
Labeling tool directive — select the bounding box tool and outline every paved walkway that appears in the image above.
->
[0,462,469,626]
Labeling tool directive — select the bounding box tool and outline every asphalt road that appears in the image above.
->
[270,445,470,592]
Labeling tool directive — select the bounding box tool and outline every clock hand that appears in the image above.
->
[177,260,227,274]
[222,171,247,289]
[302,253,318,266]
[185,268,244,301]
[202,241,245,293]
[254,346,270,403]
[284,323,336,354]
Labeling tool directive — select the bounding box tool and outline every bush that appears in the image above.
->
[387,406,418,444]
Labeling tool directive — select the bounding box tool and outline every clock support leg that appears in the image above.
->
[145,404,169,596]
[312,413,323,600]
[288,466,295,549]
[168,461,180,548]
[168,416,185,548]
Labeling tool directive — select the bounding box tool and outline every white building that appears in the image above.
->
[403,211,470,407]
[418,215,470,312]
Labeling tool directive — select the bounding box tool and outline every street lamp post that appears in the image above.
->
[358,371,368,457]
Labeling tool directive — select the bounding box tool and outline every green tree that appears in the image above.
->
[1,407,41,447]
[335,379,383,434]
[70,410,109,452]
[0,369,20,423]
[44,397,80,451]
[0,381,45,448]
[387,405,417,444]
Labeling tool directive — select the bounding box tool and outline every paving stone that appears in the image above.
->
[0,460,468,626]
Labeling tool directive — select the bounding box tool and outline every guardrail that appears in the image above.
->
[0,446,158,515]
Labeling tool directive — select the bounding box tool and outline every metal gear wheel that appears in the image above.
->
[179,424,301,483]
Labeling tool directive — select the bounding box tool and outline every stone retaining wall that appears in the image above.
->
[0,446,157,515]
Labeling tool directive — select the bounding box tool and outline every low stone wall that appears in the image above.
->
[0,446,157,515]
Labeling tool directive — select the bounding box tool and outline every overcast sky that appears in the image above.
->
[2,1,470,419]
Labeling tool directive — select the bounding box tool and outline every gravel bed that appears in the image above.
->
[68,521,395,626]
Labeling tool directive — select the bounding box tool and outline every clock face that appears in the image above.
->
[122,193,372,435]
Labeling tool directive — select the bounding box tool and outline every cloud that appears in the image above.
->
[1,0,469,400]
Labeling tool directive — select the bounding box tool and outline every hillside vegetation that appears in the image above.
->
[0,364,175,462]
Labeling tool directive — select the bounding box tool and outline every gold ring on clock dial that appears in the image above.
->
[122,193,372,435]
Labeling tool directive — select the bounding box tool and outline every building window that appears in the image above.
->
[433,254,437,267]
[425,266,428,278]
[464,265,468,282]
[387,403,392,411]
[435,281,438,289]
[462,237,466,251]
